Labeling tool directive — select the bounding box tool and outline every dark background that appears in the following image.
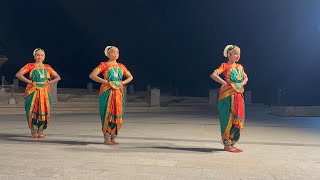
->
[1,0,320,105]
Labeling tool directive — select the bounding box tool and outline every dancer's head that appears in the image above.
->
[33,48,45,63]
[223,45,240,63]
[104,46,119,61]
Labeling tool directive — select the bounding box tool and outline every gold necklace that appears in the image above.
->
[108,62,119,77]
[234,67,242,81]
[35,65,45,78]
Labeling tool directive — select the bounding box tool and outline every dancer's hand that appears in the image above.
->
[103,80,109,85]
[240,77,248,87]
[240,82,246,87]
[221,81,228,88]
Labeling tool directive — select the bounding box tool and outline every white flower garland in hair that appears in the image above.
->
[33,48,45,56]
[223,45,235,57]
[104,46,114,57]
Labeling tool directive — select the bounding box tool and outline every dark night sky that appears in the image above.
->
[1,0,320,105]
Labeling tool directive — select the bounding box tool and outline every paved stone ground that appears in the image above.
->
[0,107,319,180]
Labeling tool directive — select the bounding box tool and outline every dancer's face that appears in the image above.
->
[108,47,119,61]
[34,50,45,63]
[228,47,240,63]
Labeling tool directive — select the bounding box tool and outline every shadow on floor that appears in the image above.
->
[1,133,320,148]
[137,146,224,153]
[0,133,101,145]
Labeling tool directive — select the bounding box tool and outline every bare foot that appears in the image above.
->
[232,146,243,152]
[104,140,113,145]
[224,146,240,153]
[111,139,119,145]
[38,134,45,138]
[31,134,37,138]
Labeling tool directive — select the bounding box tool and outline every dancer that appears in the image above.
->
[89,46,133,145]
[15,48,61,138]
[210,45,248,152]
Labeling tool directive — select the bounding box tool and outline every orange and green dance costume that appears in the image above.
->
[215,63,247,146]
[20,63,57,136]
[94,62,130,141]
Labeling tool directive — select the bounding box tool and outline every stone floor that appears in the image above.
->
[0,107,319,179]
